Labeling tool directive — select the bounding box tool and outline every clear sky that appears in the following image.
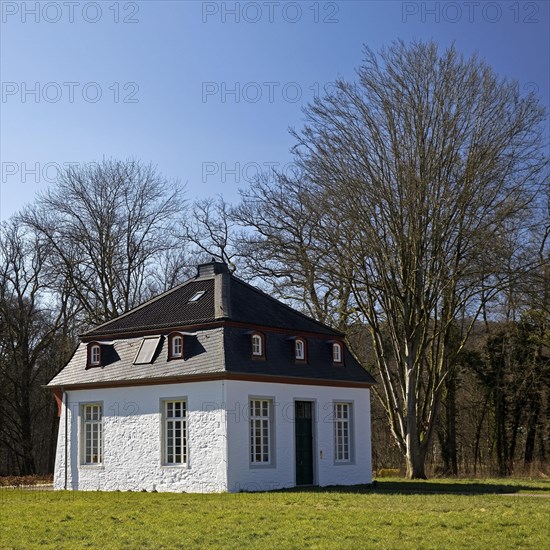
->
[1,0,549,220]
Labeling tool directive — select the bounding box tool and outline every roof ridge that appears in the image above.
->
[230,276,342,336]
[80,275,205,337]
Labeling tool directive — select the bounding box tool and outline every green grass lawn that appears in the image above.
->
[1,478,549,549]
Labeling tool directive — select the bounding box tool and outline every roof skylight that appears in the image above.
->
[188,290,206,303]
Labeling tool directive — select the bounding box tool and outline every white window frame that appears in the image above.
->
[249,398,274,467]
[333,342,343,364]
[251,334,263,357]
[171,335,183,358]
[295,339,305,361]
[90,344,100,366]
[80,403,103,466]
[162,399,187,466]
[334,402,353,463]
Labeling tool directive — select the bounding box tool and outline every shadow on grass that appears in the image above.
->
[275,480,550,496]
[371,480,549,495]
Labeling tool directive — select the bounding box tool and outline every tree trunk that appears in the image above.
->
[508,399,524,473]
[20,406,36,475]
[524,397,540,465]
[494,388,510,476]
[17,379,36,476]
[438,371,458,475]
[405,366,427,479]
[473,394,490,476]
[405,445,427,479]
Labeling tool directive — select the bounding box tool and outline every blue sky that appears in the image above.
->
[1,0,549,220]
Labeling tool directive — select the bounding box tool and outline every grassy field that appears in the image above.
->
[1,478,549,549]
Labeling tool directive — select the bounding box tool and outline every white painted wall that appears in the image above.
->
[54,379,372,493]
[225,380,372,492]
[54,380,228,492]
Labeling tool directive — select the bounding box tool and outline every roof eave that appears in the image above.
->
[46,371,374,391]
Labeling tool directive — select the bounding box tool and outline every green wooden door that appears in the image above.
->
[295,401,314,486]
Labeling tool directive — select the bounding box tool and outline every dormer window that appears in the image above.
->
[88,343,101,367]
[332,342,343,364]
[295,338,306,361]
[173,335,183,357]
[168,333,184,360]
[251,333,265,358]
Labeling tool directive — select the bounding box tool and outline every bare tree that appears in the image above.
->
[236,175,356,330]
[181,196,239,271]
[146,248,196,294]
[286,40,548,478]
[0,219,77,475]
[21,159,189,326]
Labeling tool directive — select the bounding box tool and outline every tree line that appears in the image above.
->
[1,40,548,479]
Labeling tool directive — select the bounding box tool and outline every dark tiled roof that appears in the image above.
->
[85,278,215,337]
[48,328,225,387]
[51,262,375,388]
[229,278,338,335]
[48,326,375,388]
[223,326,376,384]
[84,264,339,338]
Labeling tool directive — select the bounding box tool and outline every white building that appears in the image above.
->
[48,261,375,492]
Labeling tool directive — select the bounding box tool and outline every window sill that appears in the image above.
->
[79,464,105,470]
[249,463,276,469]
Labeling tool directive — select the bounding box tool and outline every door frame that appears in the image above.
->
[293,398,317,486]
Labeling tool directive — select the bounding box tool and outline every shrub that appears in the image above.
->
[0,475,53,487]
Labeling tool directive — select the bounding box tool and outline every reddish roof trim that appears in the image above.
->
[47,372,372,392]
[52,388,63,417]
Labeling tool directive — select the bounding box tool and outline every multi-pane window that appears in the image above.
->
[168,334,184,360]
[295,339,305,360]
[163,400,187,465]
[334,402,351,462]
[251,334,263,357]
[250,399,271,464]
[172,335,183,358]
[333,343,342,364]
[82,404,102,465]
[89,344,101,366]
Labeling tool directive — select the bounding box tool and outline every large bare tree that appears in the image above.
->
[21,159,188,326]
[0,219,76,475]
[286,40,548,478]
[181,196,240,271]
[236,175,356,330]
